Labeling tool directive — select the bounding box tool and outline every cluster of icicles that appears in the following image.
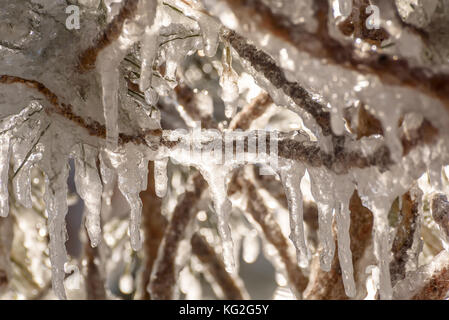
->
[1,0,449,300]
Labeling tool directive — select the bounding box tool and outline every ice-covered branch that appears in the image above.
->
[229,174,309,298]
[223,0,449,108]
[149,173,207,300]
[78,0,140,72]
[191,233,247,299]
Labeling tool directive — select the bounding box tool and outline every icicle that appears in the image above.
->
[370,202,394,300]
[109,146,149,251]
[74,144,103,247]
[100,64,120,150]
[13,145,43,208]
[335,203,356,296]
[334,181,356,297]
[98,0,157,149]
[10,116,44,208]
[154,158,169,198]
[198,14,220,57]
[332,175,356,297]
[219,47,239,118]
[309,168,336,272]
[139,28,158,92]
[200,167,235,274]
[316,202,335,270]
[279,162,310,268]
[43,162,70,300]
[139,0,159,92]
[0,133,12,217]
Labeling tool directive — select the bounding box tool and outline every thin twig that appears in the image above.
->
[230,175,309,298]
[148,173,207,299]
[191,232,246,299]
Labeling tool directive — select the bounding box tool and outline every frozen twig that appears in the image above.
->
[0,75,438,176]
[230,175,309,298]
[191,232,246,299]
[148,173,207,299]
[229,93,273,130]
[224,0,449,108]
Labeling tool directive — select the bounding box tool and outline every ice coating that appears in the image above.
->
[0,0,449,300]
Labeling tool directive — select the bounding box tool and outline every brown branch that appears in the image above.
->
[221,28,334,137]
[77,0,140,72]
[304,191,373,300]
[0,75,438,177]
[229,93,273,130]
[0,75,163,146]
[191,232,246,299]
[148,173,207,300]
[224,0,449,108]
[139,161,167,300]
[229,174,308,298]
